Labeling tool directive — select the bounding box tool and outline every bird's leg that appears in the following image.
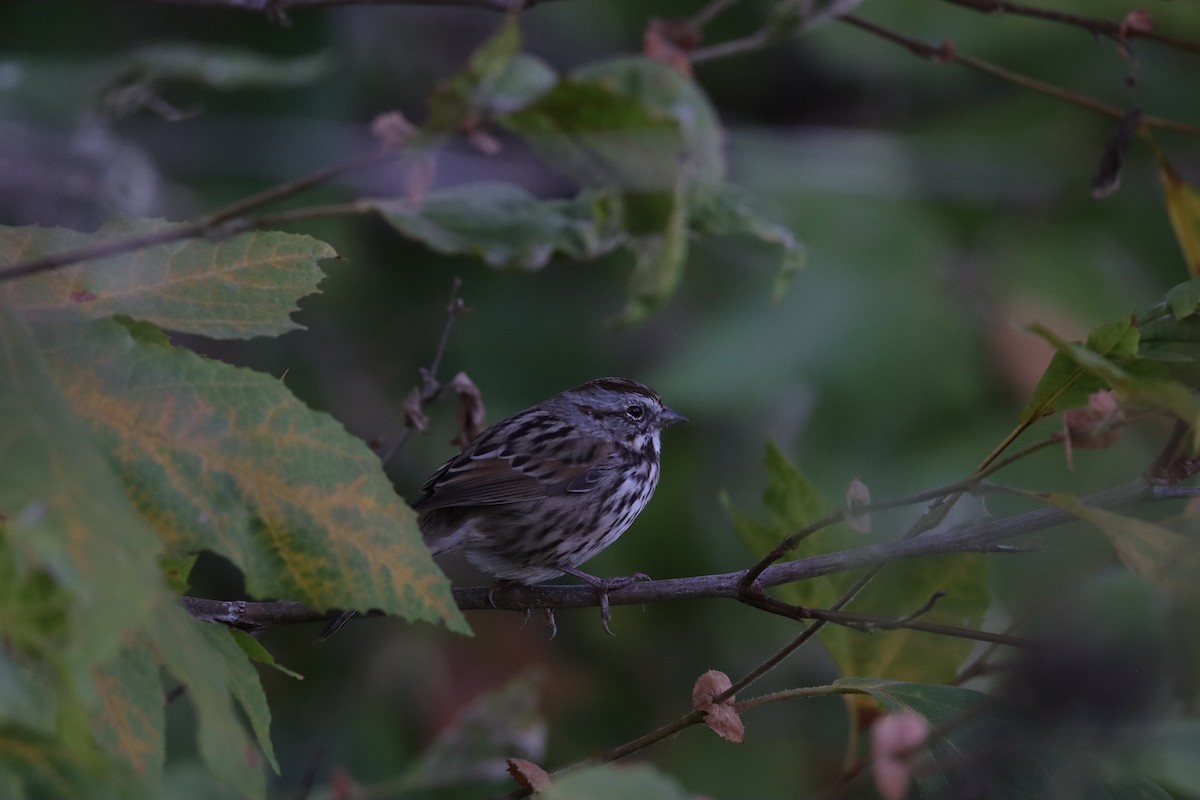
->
[558,567,650,636]
[496,582,558,639]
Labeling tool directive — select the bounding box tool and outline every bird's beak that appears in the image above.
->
[659,407,688,427]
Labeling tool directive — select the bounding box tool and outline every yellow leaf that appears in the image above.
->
[1157,156,1200,277]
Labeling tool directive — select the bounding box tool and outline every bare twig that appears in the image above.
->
[376,277,466,464]
[940,0,1200,56]
[690,10,1200,136]
[740,590,1029,648]
[838,14,1200,137]
[739,436,1060,591]
[690,0,742,29]
[0,150,401,284]
[135,0,546,12]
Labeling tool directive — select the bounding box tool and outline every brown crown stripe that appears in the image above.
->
[579,377,661,401]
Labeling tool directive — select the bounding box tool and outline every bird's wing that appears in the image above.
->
[412,438,615,510]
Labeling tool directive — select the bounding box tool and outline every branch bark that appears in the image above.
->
[180,479,1198,631]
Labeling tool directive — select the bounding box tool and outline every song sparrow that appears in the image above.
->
[321,377,685,638]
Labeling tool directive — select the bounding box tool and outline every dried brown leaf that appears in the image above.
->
[451,372,486,446]
[1091,108,1141,199]
[691,670,744,743]
[402,387,430,433]
[1063,390,1124,453]
[507,758,551,791]
[370,111,418,151]
[1120,9,1154,35]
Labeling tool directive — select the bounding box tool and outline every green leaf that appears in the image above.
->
[1028,321,1200,435]
[0,528,72,661]
[34,318,467,634]
[720,490,781,560]
[728,444,988,682]
[99,44,331,119]
[489,54,557,114]
[1132,720,1200,796]
[501,56,724,192]
[0,650,56,735]
[689,187,806,300]
[229,630,302,681]
[763,440,827,531]
[498,56,726,321]
[1135,280,1200,383]
[0,724,147,800]
[542,763,691,800]
[159,554,197,595]
[834,555,989,683]
[426,16,524,134]
[406,670,545,789]
[366,183,624,270]
[194,626,279,774]
[1162,279,1200,321]
[0,302,163,669]
[618,183,689,325]
[145,601,263,800]
[89,644,165,787]
[836,679,1019,798]
[1019,318,1137,423]
[1040,494,1200,603]
[111,44,331,90]
[0,221,336,339]
[842,679,1185,799]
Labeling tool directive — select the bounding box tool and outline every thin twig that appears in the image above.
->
[205,149,398,227]
[839,14,1200,137]
[140,0,544,11]
[377,277,465,464]
[940,0,1200,56]
[0,151,400,284]
[690,30,772,64]
[735,683,867,713]
[690,0,742,29]
[742,591,1030,648]
[739,436,1059,591]
[690,10,1200,136]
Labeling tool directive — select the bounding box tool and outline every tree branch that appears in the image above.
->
[180,479,1199,631]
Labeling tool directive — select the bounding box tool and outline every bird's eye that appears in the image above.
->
[625,402,646,421]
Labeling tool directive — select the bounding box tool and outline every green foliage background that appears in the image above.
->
[2,1,1200,798]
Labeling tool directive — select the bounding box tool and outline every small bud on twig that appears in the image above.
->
[845,478,872,533]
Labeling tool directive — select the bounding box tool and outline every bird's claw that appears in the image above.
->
[588,572,649,636]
